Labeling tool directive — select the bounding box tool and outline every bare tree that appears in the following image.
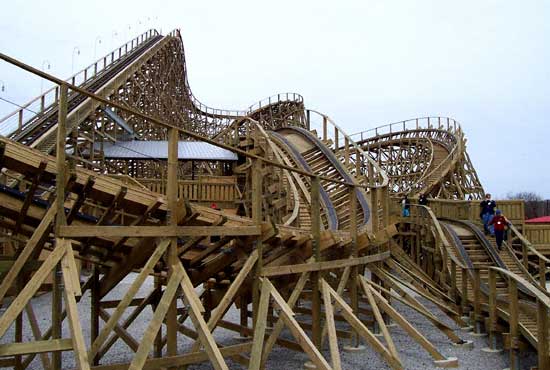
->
[506,191,543,202]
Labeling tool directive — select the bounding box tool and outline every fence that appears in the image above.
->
[137,176,238,203]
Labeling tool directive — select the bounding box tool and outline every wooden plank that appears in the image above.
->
[0,338,73,356]
[327,281,402,370]
[187,250,259,355]
[248,279,271,370]
[98,308,139,352]
[362,281,399,361]
[261,251,390,277]
[321,279,342,370]
[175,263,228,370]
[90,239,170,359]
[59,225,261,238]
[0,240,66,338]
[359,277,448,362]
[61,240,91,370]
[91,343,253,370]
[260,271,310,367]
[266,280,332,370]
[128,264,184,370]
[25,304,52,370]
[0,204,56,304]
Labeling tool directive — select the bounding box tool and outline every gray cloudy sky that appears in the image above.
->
[1,0,549,198]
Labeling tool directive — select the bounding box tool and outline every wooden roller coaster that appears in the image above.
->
[0,29,549,370]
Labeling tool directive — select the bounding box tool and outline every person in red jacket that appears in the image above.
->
[489,209,510,250]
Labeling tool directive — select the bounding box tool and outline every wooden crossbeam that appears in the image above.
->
[61,239,91,370]
[91,343,253,370]
[260,271,310,368]
[0,338,73,356]
[128,264,184,370]
[359,277,457,366]
[0,238,66,338]
[14,160,47,234]
[0,204,56,305]
[325,280,403,370]
[266,279,332,370]
[59,225,261,238]
[186,250,259,356]
[98,308,140,353]
[321,277,342,370]
[174,262,228,370]
[361,279,399,361]
[25,304,52,369]
[98,290,159,360]
[90,239,170,359]
[66,176,95,224]
[260,251,389,277]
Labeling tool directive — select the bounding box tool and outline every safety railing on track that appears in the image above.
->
[170,30,247,120]
[350,117,463,195]
[0,29,160,137]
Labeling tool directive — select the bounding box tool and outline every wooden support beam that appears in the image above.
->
[266,279,332,370]
[260,271,310,368]
[0,240,66,338]
[91,343,253,370]
[14,160,47,234]
[260,251,389,277]
[59,225,261,238]
[174,262,228,370]
[25,304,52,370]
[98,308,140,352]
[321,278,342,370]
[0,339,73,357]
[90,240,169,359]
[0,204,56,305]
[248,279,271,370]
[128,264,184,370]
[61,239,91,370]
[325,280,403,370]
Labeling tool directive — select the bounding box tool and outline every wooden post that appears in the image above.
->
[91,267,100,365]
[252,159,263,328]
[522,243,529,271]
[53,83,68,370]
[347,184,360,348]
[14,279,22,370]
[508,278,520,370]
[55,83,68,229]
[537,299,549,369]
[461,267,468,320]
[450,260,458,314]
[166,127,179,362]
[472,268,483,334]
[311,176,322,349]
[539,257,546,290]
[486,269,499,351]
[322,116,328,141]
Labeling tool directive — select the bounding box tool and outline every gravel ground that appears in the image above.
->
[1,272,537,370]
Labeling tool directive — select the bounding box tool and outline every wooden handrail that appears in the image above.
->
[490,267,550,309]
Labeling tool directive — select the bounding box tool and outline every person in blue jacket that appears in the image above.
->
[479,193,497,236]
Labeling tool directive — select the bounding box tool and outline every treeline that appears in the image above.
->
[506,192,550,220]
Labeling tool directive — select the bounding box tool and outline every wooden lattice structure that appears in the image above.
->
[0,28,548,370]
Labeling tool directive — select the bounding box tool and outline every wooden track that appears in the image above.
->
[0,28,548,370]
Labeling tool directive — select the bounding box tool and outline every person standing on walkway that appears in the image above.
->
[418,193,429,206]
[489,210,510,250]
[402,194,411,217]
[480,193,497,236]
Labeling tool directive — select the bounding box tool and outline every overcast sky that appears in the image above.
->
[1,0,549,198]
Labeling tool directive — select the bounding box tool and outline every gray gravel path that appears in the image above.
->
[0,272,537,369]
